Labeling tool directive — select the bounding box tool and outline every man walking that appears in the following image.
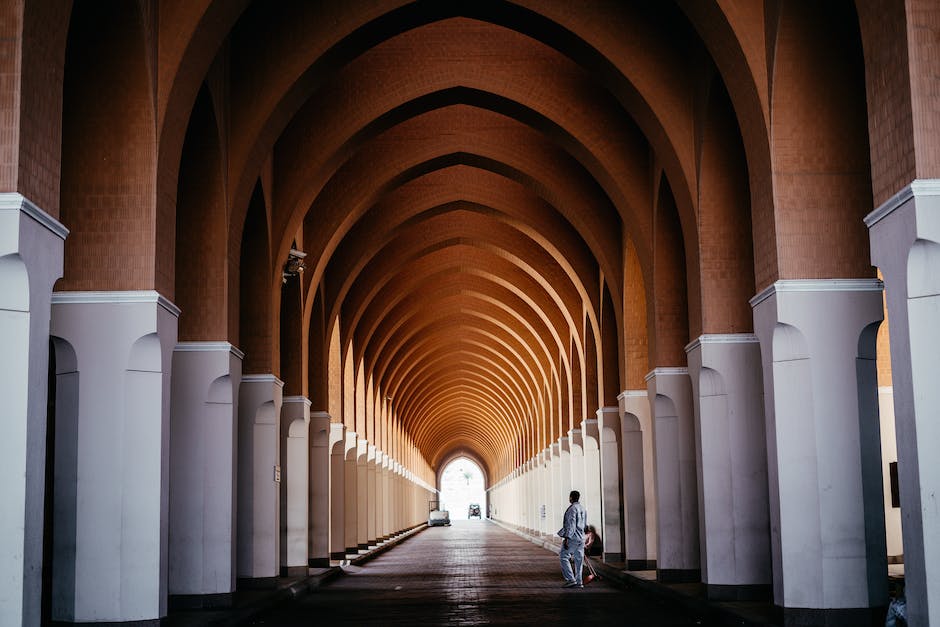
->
[557,490,587,588]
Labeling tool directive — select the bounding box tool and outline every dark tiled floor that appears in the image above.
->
[247,520,711,626]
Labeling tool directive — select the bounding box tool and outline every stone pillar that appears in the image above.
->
[236,374,283,586]
[619,390,657,570]
[168,342,243,607]
[569,429,585,501]
[541,449,552,535]
[866,181,940,625]
[558,436,572,512]
[581,418,602,533]
[0,194,66,627]
[597,407,624,562]
[343,431,358,556]
[328,422,346,562]
[367,444,377,546]
[549,442,561,532]
[356,439,369,551]
[307,412,331,567]
[646,368,699,583]
[381,455,391,538]
[50,291,179,622]
[280,397,310,576]
[686,335,771,600]
[751,279,887,619]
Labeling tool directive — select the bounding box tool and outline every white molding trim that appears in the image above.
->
[51,290,181,317]
[685,333,759,353]
[174,341,245,360]
[617,389,647,400]
[865,179,940,228]
[644,367,689,382]
[283,395,312,407]
[749,279,884,308]
[241,373,285,388]
[0,192,70,240]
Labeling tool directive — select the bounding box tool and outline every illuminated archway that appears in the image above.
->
[439,457,487,520]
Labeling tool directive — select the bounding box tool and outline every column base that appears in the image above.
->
[603,552,624,563]
[657,568,700,583]
[309,557,331,567]
[778,605,887,627]
[627,559,656,571]
[330,552,346,561]
[279,566,308,577]
[357,543,369,550]
[706,583,771,601]
[168,592,234,610]
[236,576,277,590]
[50,620,160,627]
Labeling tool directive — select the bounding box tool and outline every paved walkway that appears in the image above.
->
[247,520,710,626]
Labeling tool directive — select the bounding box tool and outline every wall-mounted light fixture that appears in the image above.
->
[283,248,307,283]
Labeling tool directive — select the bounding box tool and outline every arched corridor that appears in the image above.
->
[3,1,940,626]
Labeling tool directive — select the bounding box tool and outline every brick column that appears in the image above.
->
[50,291,178,622]
[751,280,887,621]
[686,335,771,600]
[168,342,243,607]
[646,368,699,583]
[0,194,66,627]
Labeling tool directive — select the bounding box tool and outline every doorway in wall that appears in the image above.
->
[439,457,486,521]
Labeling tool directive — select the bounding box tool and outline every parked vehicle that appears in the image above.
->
[468,503,481,518]
[428,509,451,526]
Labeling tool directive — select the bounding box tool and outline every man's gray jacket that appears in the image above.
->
[557,501,587,543]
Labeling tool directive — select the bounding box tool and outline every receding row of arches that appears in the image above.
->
[2,1,940,626]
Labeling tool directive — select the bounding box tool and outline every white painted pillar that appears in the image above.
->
[280,397,310,576]
[306,412,331,567]
[382,455,392,538]
[541,449,552,535]
[373,451,383,540]
[569,429,585,501]
[366,445,377,546]
[50,291,179,622]
[168,342,243,605]
[647,368,699,582]
[558,436,572,513]
[866,181,940,625]
[597,407,624,561]
[686,335,771,600]
[236,375,283,585]
[356,440,368,551]
[0,194,66,627]
[619,390,657,570]
[581,418,602,532]
[751,279,887,618]
[343,432,358,556]
[549,442,561,534]
[328,422,345,562]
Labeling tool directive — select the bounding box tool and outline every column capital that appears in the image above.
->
[174,341,245,360]
[0,191,69,240]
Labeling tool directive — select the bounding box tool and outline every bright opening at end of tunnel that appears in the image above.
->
[439,458,486,520]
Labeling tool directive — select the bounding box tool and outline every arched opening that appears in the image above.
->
[439,457,486,521]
